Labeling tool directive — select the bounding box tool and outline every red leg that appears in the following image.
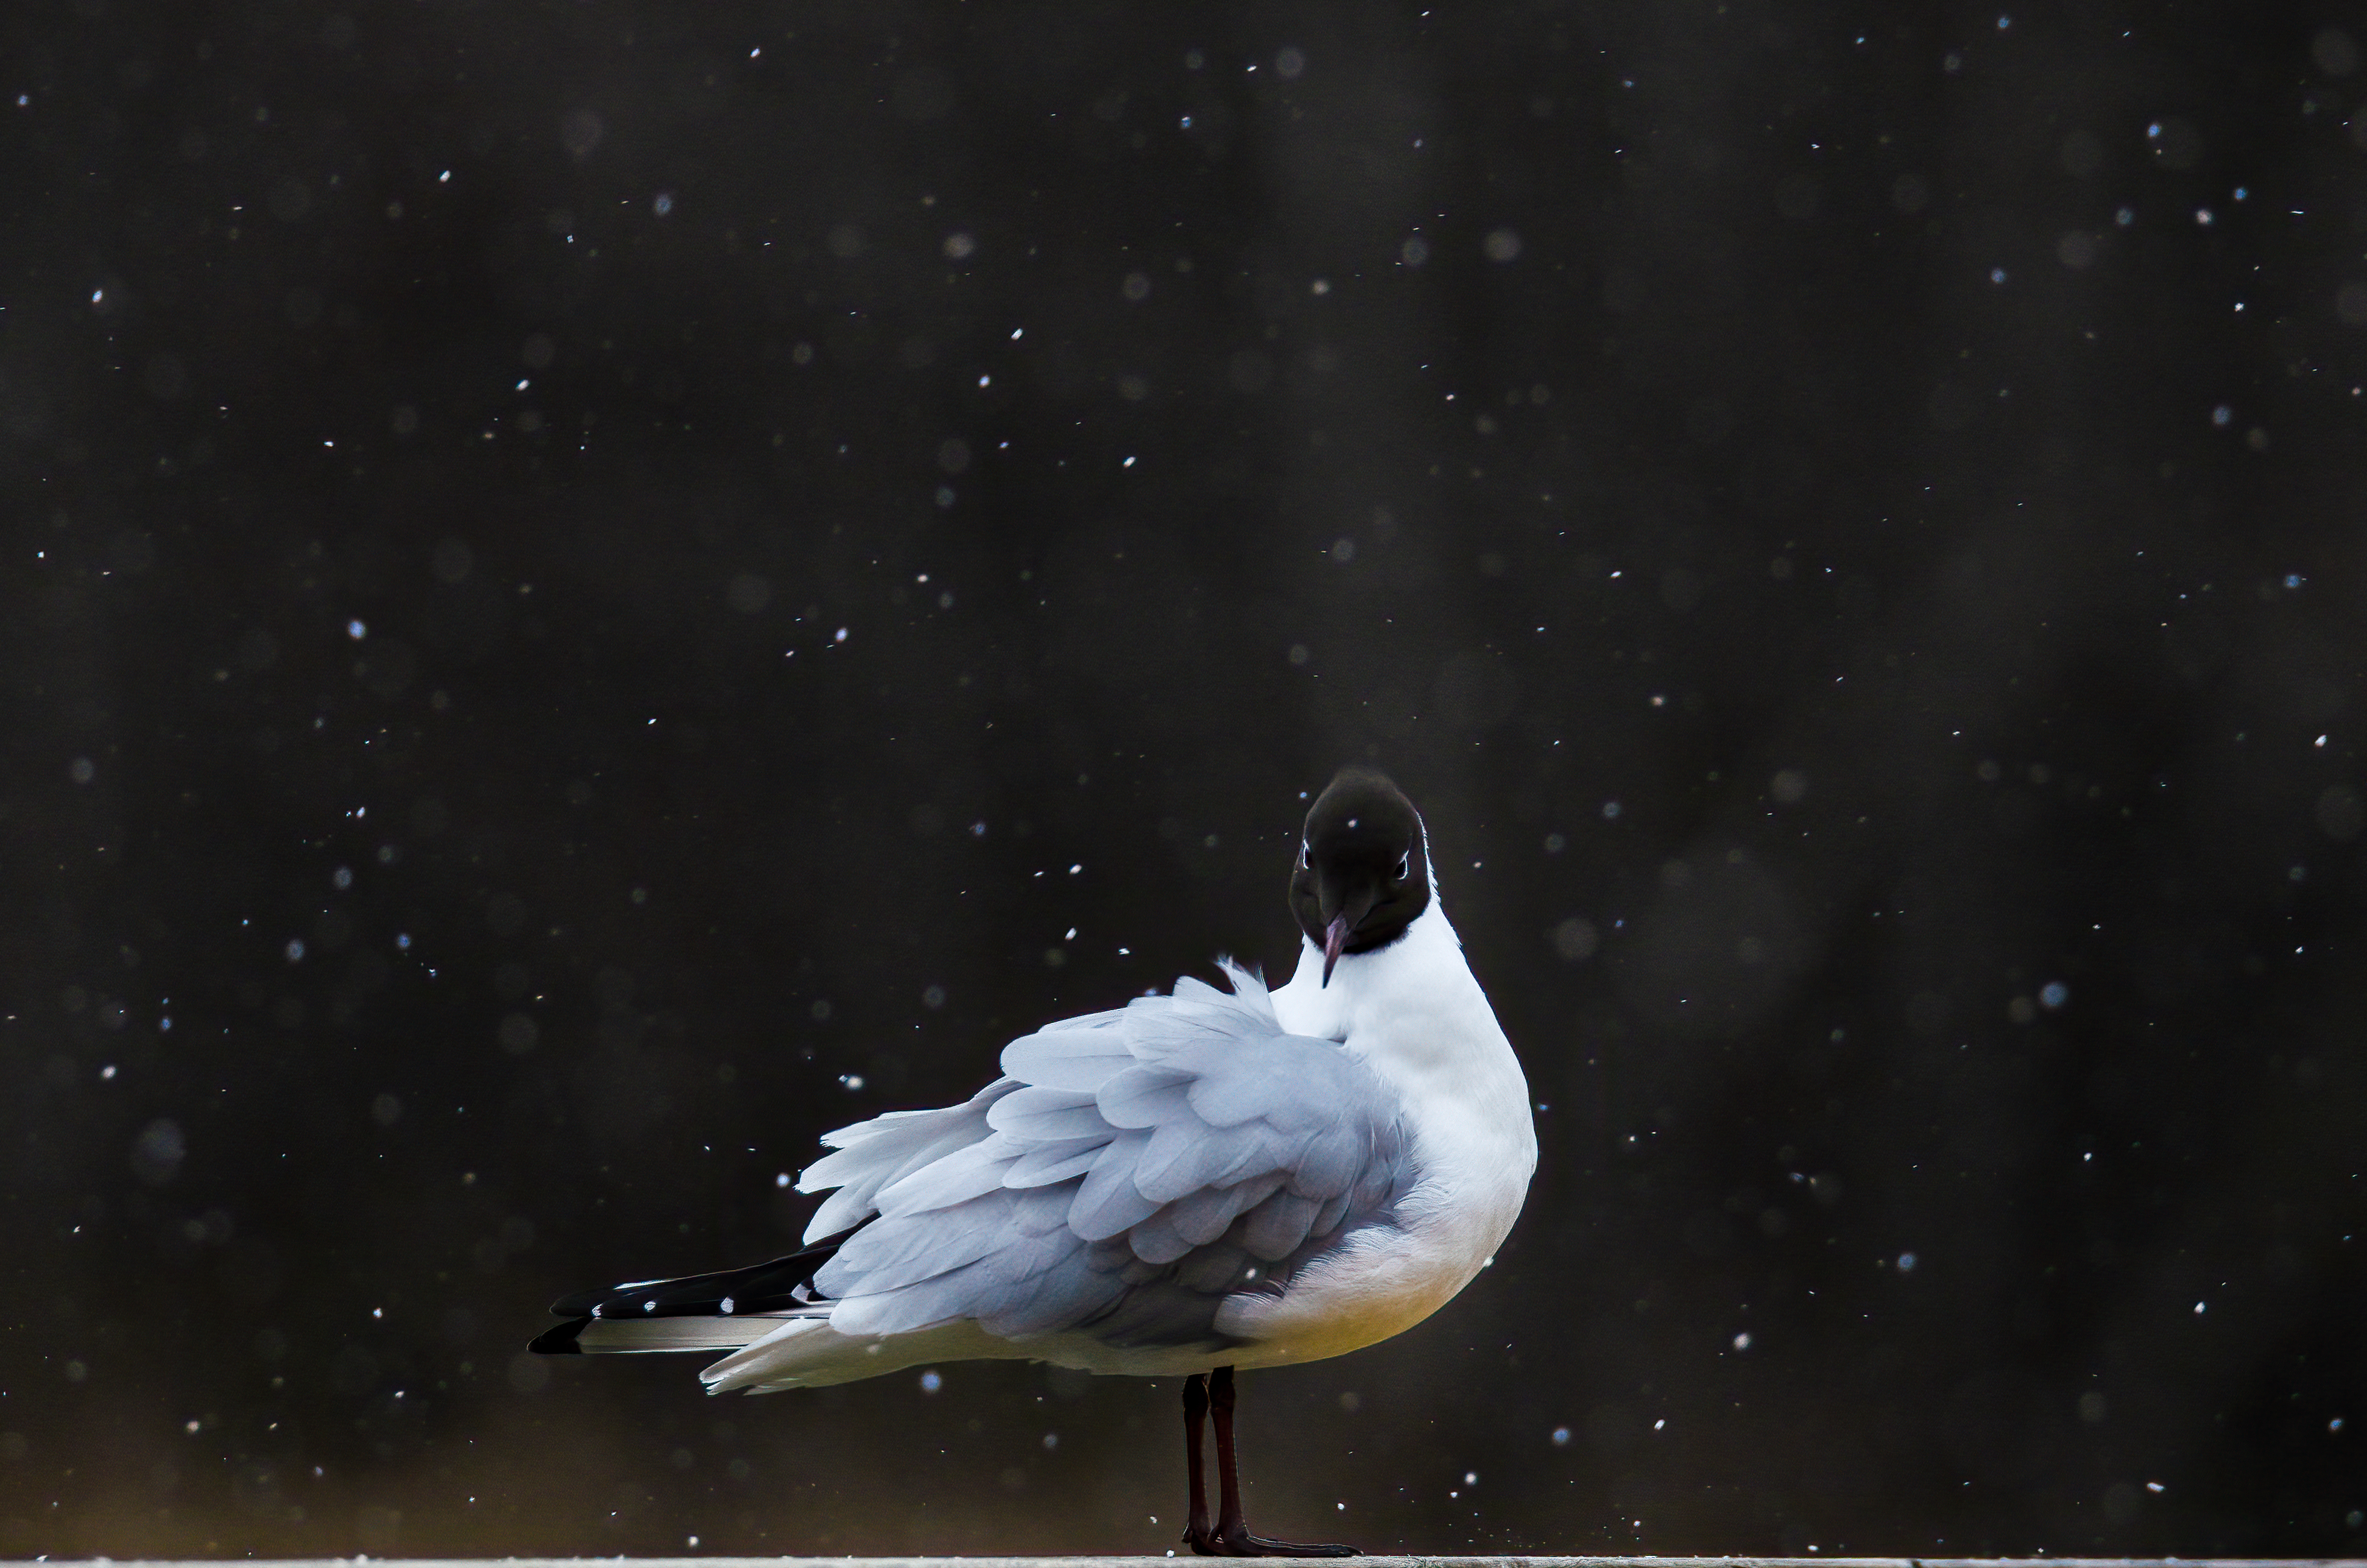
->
[1183,1373,1218,1555]
[1210,1365,1359,1557]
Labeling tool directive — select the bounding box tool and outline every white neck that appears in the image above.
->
[1271,899,1525,1108]
[1269,887,1538,1287]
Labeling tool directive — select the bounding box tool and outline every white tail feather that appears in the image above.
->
[574,1312,814,1353]
[700,1316,1029,1394]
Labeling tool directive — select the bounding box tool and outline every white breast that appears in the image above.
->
[1216,902,1537,1367]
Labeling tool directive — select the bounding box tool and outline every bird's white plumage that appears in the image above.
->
[1221,899,1537,1365]
[681,891,1534,1395]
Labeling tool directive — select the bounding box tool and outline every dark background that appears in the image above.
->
[7,0,2367,1556]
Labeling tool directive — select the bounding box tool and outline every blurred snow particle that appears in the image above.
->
[130,1119,186,1185]
[2316,785,2362,841]
[1122,271,1151,302]
[2147,117,2202,169]
[652,192,675,217]
[840,1074,865,1091]
[1770,768,1809,805]
[1602,800,1622,819]
[371,1093,403,1127]
[1989,266,2008,284]
[943,232,976,260]
[2339,283,2367,326]
[922,985,947,1010]
[68,756,94,785]
[1288,644,1311,666]
[1731,1332,1752,1351]
[2211,404,2233,426]
[1275,46,1306,78]
[560,109,604,159]
[1550,1426,1571,1446]
[1550,917,1599,963]
[893,66,955,122]
[811,999,833,1020]
[1400,236,1430,267]
[1483,228,1523,262]
[498,1013,539,1054]
[727,573,773,614]
[1776,174,1821,221]
[2314,27,2360,75]
[2039,981,2069,1010]
[333,866,353,890]
[285,938,306,963]
[937,437,972,474]
[920,1370,943,1393]
[347,619,367,640]
[1897,1251,1918,1272]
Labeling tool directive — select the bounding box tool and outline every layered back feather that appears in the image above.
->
[791,961,1412,1351]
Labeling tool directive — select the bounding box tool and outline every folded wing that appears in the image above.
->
[797,962,1411,1351]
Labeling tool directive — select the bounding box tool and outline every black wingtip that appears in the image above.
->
[528,1317,592,1355]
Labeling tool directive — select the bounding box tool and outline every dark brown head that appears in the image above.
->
[1288,768,1433,985]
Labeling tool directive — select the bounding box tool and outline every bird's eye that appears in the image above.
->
[1395,851,1411,880]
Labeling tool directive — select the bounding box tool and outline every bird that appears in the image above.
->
[529,767,1537,1556]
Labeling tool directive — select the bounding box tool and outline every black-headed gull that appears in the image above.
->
[532,768,1536,1555]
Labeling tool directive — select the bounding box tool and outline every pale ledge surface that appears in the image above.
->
[17,1557,2358,1567]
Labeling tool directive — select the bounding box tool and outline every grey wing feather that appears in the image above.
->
[793,959,1412,1352]
[1067,1129,1162,1240]
[987,1086,1113,1143]
[1000,1138,1108,1187]
[797,1080,1020,1243]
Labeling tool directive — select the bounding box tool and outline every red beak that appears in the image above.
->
[1321,914,1351,987]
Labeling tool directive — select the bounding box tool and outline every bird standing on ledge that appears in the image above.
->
[531,767,1537,1557]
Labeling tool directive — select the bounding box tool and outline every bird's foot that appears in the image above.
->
[1186,1524,1357,1557]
